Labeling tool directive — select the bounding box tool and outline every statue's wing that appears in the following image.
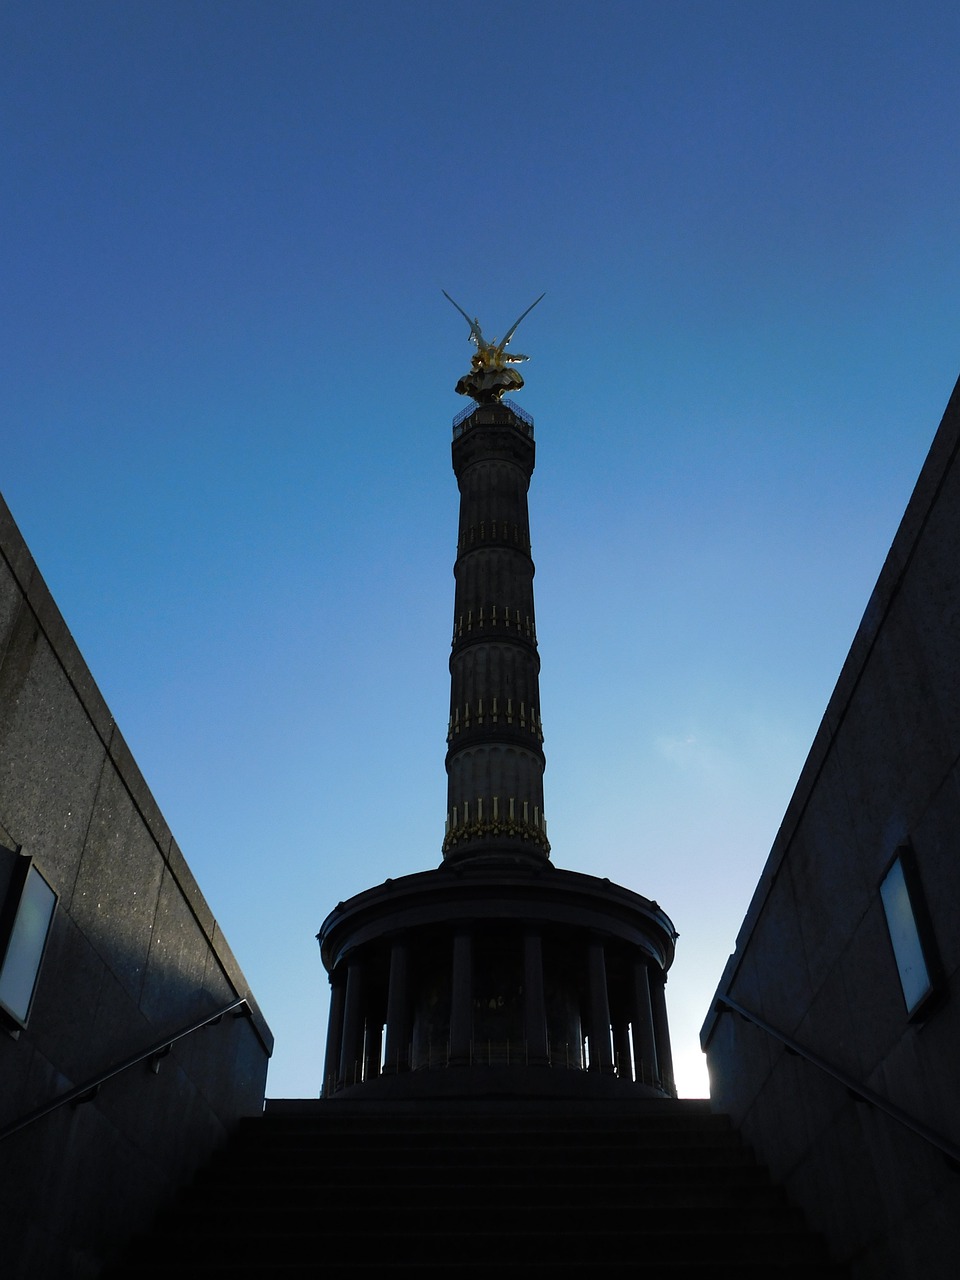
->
[443,290,484,347]
[499,293,545,350]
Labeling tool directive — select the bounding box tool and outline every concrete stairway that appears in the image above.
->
[101,1098,845,1276]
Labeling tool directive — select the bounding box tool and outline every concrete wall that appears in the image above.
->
[0,494,272,1279]
[701,376,960,1278]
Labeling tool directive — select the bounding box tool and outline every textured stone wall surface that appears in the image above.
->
[702,376,960,1279]
[0,495,272,1280]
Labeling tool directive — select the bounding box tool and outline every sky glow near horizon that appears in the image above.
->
[3,1,960,1098]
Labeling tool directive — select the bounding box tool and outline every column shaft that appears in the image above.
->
[322,972,346,1098]
[586,939,615,1073]
[338,956,366,1088]
[383,940,411,1074]
[629,958,659,1088]
[613,1017,632,1081]
[650,970,675,1096]
[363,1019,383,1082]
[448,931,473,1065]
[523,929,549,1065]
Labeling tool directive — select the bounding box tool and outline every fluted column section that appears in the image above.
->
[338,956,366,1089]
[650,971,676,1097]
[449,930,473,1065]
[523,928,549,1065]
[382,940,411,1074]
[629,958,660,1088]
[443,404,549,866]
[322,972,346,1097]
[586,939,615,1073]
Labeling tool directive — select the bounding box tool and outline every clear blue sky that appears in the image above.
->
[3,1,960,1097]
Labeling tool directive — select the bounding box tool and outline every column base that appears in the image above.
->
[329,1063,672,1102]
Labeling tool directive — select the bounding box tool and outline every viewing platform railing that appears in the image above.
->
[452,398,534,439]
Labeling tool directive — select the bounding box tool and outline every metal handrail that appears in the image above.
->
[502,398,534,428]
[451,398,535,438]
[452,403,477,431]
[0,996,251,1142]
[714,993,960,1169]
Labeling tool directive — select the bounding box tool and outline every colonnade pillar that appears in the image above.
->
[629,957,659,1088]
[449,930,473,1065]
[585,938,615,1073]
[612,1017,632,1079]
[338,955,366,1088]
[322,972,346,1097]
[650,970,675,1096]
[382,939,411,1074]
[363,1019,383,1083]
[523,928,549,1064]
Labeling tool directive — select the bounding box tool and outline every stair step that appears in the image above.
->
[181,1179,785,1209]
[114,1266,847,1279]
[195,1151,761,1177]
[169,1199,804,1225]
[110,1230,831,1268]
[100,1101,844,1278]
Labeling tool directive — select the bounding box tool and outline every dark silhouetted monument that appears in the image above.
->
[91,301,843,1277]
[317,299,677,1098]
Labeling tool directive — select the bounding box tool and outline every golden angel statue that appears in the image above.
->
[443,291,544,404]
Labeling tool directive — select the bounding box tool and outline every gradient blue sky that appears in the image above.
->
[4,1,960,1096]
